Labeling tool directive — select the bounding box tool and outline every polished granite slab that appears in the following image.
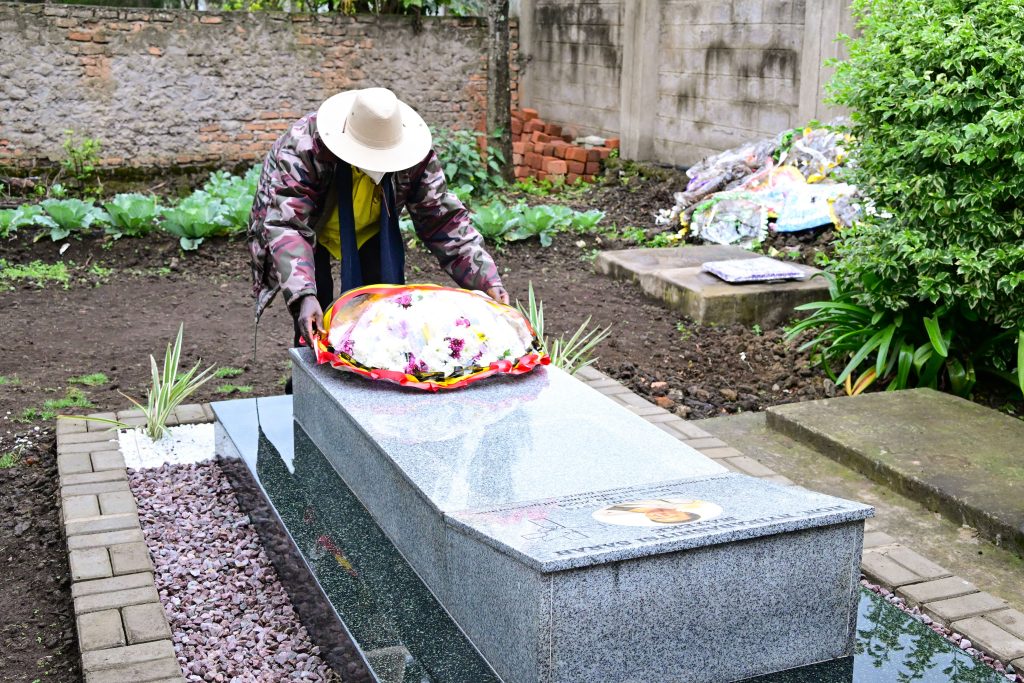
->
[214,396,1003,683]
[215,395,499,683]
[449,472,871,572]
[289,349,874,682]
[292,350,728,512]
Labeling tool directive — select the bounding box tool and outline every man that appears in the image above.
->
[247,87,508,354]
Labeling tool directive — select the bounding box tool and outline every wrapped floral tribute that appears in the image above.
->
[314,284,549,391]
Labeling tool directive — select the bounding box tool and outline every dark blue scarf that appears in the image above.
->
[335,160,406,293]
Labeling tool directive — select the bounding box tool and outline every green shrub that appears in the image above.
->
[103,194,161,239]
[786,274,1016,396]
[61,130,102,196]
[432,128,505,202]
[806,0,1024,395]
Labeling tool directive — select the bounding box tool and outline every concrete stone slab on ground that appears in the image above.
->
[696,411,1024,611]
[595,246,828,326]
[765,389,1024,557]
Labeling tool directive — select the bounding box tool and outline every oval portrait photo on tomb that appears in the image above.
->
[592,498,723,527]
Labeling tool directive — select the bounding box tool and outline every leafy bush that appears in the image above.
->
[160,192,227,251]
[103,194,161,239]
[803,0,1024,395]
[39,198,108,242]
[432,128,505,202]
[786,273,1015,396]
[61,130,102,196]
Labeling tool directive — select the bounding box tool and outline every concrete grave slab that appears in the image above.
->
[288,348,871,683]
[767,389,1024,556]
[595,246,828,325]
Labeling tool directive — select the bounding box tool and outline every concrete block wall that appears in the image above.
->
[655,0,805,165]
[519,0,623,138]
[517,0,851,167]
[0,4,514,170]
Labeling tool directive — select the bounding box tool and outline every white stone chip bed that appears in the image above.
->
[119,423,216,470]
[128,459,338,682]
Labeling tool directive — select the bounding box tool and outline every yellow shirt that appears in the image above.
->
[317,167,382,259]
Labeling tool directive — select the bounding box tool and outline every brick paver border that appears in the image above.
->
[57,404,214,683]
[60,382,1024,678]
[575,366,1024,672]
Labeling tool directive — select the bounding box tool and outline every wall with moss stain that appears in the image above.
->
[0,4,513,171]
[519,0,849,165]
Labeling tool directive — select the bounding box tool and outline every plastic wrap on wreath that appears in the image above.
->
[657,136,782,228]
[314,284,549,391]
[778,127,855,183]
[774,182,857,233]
[828,193,864,229]
[689,192,770,247]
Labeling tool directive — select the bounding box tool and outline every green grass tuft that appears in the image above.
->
[0,260,71,289]
[216,384,252,395]
[214,366,244,379]
[69,372,109,386]
[19,388,94,422]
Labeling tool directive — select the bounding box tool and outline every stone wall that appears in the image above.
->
[0,3,512,170]
[517,0,851,166]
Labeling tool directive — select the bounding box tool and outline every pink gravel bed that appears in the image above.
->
[129,461,340,682]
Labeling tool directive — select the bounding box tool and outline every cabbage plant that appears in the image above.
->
[103,193,161,239]
[39,198,108,242]
[160,192,225,250]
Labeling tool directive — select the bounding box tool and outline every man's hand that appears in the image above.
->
[295,295,325,349]
[485,285,510,305]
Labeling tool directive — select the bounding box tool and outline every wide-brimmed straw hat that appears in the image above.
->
[316,87,432,173]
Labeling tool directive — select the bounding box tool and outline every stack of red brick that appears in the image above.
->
[510,108,619,184]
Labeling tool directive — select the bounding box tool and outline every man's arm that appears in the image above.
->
[402,150,507,302]
[248,115,330,338]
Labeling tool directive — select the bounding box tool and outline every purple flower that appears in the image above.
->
[455,316,471,328]
[404,354,427,375]
[446,337,465,360]
[393,293,413,309]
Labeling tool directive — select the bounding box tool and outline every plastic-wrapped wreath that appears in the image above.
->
[314,284,549,391]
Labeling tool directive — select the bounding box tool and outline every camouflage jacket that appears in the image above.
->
[247,112,503,321]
